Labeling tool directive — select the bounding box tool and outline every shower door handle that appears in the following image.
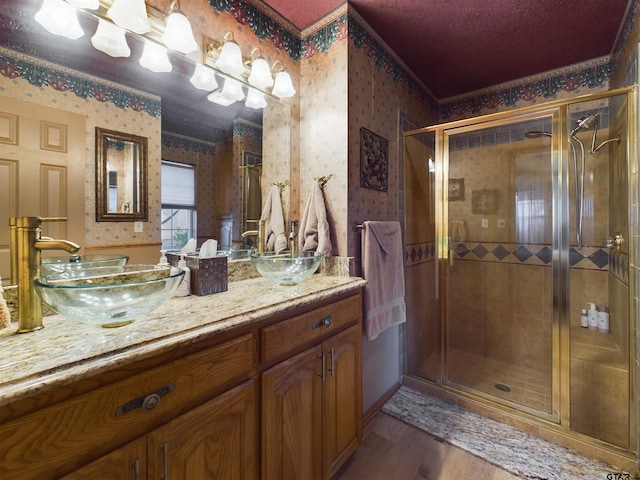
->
[604,233,623,252]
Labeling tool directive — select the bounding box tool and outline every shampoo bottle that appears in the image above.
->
[580,309,588,328]
[598,304,610,334]
[587,303,599,330]
[175,254,191,297]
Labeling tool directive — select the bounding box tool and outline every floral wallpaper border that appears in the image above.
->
[233,121,263,142]
[0,47,161,117]
[162,133,216,155]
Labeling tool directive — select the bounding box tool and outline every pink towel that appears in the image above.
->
[362,221,406,340]
[298,182,332,255]
[260,185,288,253]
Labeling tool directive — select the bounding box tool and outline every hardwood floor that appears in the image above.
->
[333,412,520,480]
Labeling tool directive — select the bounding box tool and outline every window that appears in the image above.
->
[161,161,196,250]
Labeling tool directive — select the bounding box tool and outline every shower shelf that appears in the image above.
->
[570,326,626,369]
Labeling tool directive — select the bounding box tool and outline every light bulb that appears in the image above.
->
[245,88,267,109]
[190,64,219,91]
[35,0,84,39]
[248,58,274,89]
[272,71,296,98]
[107,0,151,34]
[91,19,131,58]
[162,11,198,54]
[139,40,172,73]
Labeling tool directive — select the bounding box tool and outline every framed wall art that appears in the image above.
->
[448,178,465,201]
[360,127,388,192]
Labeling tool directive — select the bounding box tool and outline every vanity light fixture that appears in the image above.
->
[161,0,198,54]
[35,0,84,39]
[107,0,151,34]
[214,32,245,76]
[139,39,172,73]
[271,61,296,98]
[207,91,236,106]
[220,77,245,102]
[91,19,131,58]
[190,63,219,91]
[248,48,274,89]
[66,0,99,9]
[245,88,267,109]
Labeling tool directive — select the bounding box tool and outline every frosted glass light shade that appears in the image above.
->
[162,11,198,54]
[66,0,99,9]
[207,91,235,106]
[215,41,244,76]
[91,20,131,58]
[245,89,267,109]
[221,78,245,101]
[190,64,218,91]
[35,0,84,39]
[107,0,151,34]
[248,58,274,89]
[139,40,172,73]
[272,71,295,98]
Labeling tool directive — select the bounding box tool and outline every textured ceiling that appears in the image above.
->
[263,0,631,99]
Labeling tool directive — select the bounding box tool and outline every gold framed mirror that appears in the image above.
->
[95,127,148,222]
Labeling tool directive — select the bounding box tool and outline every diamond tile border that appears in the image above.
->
[405,242,610,272]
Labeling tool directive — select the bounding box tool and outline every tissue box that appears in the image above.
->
[167,253,228,296]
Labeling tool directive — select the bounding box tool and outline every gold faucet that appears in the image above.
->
[10,216,81,333]
[241,219,265,254]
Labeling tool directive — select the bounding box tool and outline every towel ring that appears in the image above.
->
[314,174,332,189]
[272,180,289,193]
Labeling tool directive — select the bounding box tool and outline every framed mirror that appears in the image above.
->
[95,127,148,222]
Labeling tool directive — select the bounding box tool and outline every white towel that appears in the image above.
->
[260,185,288,253]
[298,182,332,255]
[362,221,406,340]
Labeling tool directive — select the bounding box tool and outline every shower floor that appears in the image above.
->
[445,349,553,415]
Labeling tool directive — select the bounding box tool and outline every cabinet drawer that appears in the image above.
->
[262,294,361,364]
[0,333,256,480]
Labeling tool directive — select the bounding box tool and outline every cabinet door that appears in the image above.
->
[262,345,323,480]
[323,324,362,478]
[59,436,146,480]
[148,380,257,480]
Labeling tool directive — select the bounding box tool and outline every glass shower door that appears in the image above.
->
[443,114,558,420]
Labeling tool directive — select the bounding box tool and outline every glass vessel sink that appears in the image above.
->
[216,248,253,261]
[34,265,184,327]
[250,251,323,285]
[41,254,129,277]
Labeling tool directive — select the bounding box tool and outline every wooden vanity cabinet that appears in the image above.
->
[0,287,362,480]
[261,294,363,480]
[62,381,257,480]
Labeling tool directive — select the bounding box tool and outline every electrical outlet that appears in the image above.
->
[497,218,506,228]
[481,218,488,228]
[134,222,144,233]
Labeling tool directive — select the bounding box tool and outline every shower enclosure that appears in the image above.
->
[403,88,636,459]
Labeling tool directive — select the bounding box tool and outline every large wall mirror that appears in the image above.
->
[0,1,292,260]
[96,128,148,222]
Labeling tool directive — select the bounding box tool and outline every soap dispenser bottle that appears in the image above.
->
[158,249,169,266]
[587,303,599,330]
[175,254,191,297]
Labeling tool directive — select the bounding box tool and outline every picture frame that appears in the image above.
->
[360,127,388,192]
[448,178,465,201]
[472,189,500,214]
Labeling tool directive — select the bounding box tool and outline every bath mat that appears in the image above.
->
[382,386,633,480]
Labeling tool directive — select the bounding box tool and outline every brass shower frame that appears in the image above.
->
[403,85,637,457]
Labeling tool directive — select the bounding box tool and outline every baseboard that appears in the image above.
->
[363,380,402,427]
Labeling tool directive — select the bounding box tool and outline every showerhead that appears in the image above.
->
[571,113,599,135]
[525,131,552,138]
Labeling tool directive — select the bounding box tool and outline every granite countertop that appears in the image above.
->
[0,275,365,407]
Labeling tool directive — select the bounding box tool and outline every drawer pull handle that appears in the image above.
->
[115,383,175,416]
[131,459,140,480]
[312,315,332,330]
[161,442,169,480]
